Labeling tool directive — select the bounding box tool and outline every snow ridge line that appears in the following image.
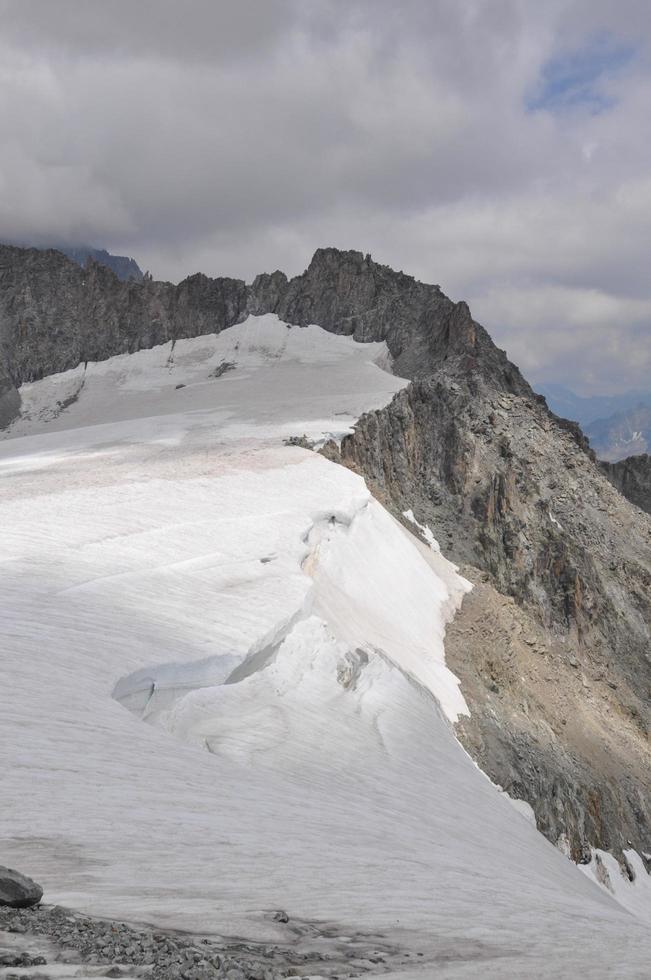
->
[111,500,372,724]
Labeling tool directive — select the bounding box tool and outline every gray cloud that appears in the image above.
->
[0,0,649,394]
[0,0,296,60]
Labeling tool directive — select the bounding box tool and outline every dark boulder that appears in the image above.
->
[0,866,43,907]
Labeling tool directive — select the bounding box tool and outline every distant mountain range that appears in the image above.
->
[56,245,144,282]
[586,403,651,462]
[538,382,651,463]
[1,242,144,282]
[537,382,651,429]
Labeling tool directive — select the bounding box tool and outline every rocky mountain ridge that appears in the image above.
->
[0,242,649,867]
[326,379,651,862]
[0,243,527,390]
[0,243,536,429]
[600,453,651,515]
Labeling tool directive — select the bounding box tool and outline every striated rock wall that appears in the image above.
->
[0,247,249,389]
[600,454,651,515]
[327,374,651,861]
[0,244,538,416]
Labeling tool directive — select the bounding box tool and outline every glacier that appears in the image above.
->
[2,315,651,977]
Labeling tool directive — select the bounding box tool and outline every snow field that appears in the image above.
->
[2,315,651,977]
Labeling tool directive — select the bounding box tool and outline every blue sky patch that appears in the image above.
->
[527,32,635,114]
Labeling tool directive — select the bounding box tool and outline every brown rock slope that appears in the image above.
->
[326,364,651,863]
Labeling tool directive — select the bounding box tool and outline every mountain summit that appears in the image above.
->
[0,244,649,871]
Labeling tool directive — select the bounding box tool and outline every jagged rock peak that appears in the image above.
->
[0,244,574,444]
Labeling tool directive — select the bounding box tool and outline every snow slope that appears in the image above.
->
[1,313,405,446]
[2,316,651,978]
[581,848,651,923]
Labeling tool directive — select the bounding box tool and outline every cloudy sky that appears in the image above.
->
[1,0,650,394]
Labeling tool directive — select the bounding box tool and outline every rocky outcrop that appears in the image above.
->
[600,454,651,515]
[274,249,534,394]
[0,247,246,389]
[0,244,522,426]
[325,372,651,861]
[0,867,42,908]
[0,242,649,865]
[0,364,20,428]
[0,243,584,436]
[445,570,651,865]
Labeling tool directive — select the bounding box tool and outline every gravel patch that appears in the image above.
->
[0,904,406,980]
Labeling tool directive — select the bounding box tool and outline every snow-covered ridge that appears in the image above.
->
[112,486,471,771]
[2,313,406,446]
[581,848,651,922]
[2,310,651,975]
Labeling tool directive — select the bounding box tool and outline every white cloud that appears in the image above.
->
[474,284,651,394]
[0,0,649,393]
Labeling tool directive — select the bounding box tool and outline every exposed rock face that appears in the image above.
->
[0,247,247,390]
[0,363,20,427]
[274,249,531,391]
[0,245,253,421]
[0,242,649,865]
[326,375,651,861]
[0,867,42,908]
[0,244,533,394]
[445,570,650,865]
[600,454,651,516]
